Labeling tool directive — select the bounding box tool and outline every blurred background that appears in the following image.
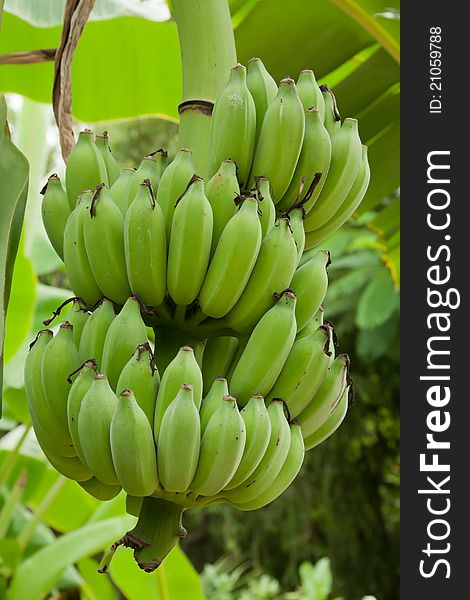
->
[0,1,399,598]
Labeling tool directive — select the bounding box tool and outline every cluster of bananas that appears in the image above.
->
[34,57,368,572]
[25,291,350,568]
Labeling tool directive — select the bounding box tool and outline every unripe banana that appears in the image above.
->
[208,63,256,187]
[304,118,362,231]
[25,329,75,452]
[296,69,325,120]
[249,78,305,201]
[78,374,119,485]
[252,176,275,238]
[297,354,350,438]
[304,385,351,451]
[230,290,297,406]
[153,345,203,442]
[78,476,122,501]
[41,174,70,259]
[267,324,334,418]
[154,149,169,185]
[41,322,80,437]
[321,84,341,135]
[67,359,98,464]
[158,384,201,492]
[110,168,137,215]
[65,129,108,206]
[101,297,148,390]
[124,180,167,307]
[226,216,298,333]
[41,445,92,482]
[290,249,330,332]
[65,298,89,347]
[110,389,158,496]
[78,298,115,367]
[246,57,278,144]
[131,154,161,198]
[116,343,159,425]
[224,394,272,490]
[83,184,131,304]
[223,400,290,504]
[63,191,102,307]
[167,176,213,307]
[199,197,262,318]
[278,108,331,214]
[190,395,245,497]
[288,208,305,266]
[156,148,195,238]
[95,131,120,185]
[199,377,229,432]
[296,306,324,339]
[202,338,238,395]
[205,159,239,255]
[232,423,304,510]
[304,145,371,249]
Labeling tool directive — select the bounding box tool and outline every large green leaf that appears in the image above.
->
[0,95,29,414]
[7,515,135,600]
[356,266,398,329]
[0,13,181,122]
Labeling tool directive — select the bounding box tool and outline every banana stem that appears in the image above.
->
[99,497,186,573]
[173,303,187,323]
[172,0,237,178]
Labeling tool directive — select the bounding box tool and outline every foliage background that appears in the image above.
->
[0,1,399,598]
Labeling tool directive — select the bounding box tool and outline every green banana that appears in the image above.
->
[304,118,362,231]
[304,145,371,249]
[116,343,159,425]
[267,324,334,418]
[110,389,158,496]
[156,148,195,239]
[201,337,238,395]
[153,345,203,442]
[278,108,331,213]
[67,359,98,464]
[124,180,167,307]
[78,298,115,367]
[101,296,148,390]
[131,154,161,198]
[288,208,306,266]
[224,394,272,490]
[199,197,262,318]
[41,174,70,259]
[208,63,256,187]
[290,249,330,331]
[154,149,169,185]
[65,298,89,347]
[249,78,305,201]
[95,131,120,185]
[199,377,229,432]
[297,354,350,438]
[63,191,102,307]
[246,57,278,144]
[110,168,137,216]
[83,184,131,304]
[167,176,213,307]
[78,476,122,501]
[226,216,298,333]
[78,374,119,485]
[157,384,201,492]
[304,385,351,451]
[252,176,275,238]
[231,423,304,510]
[190,395,245,497]
[65,129,108,206]
[295,306,324,339]
[223,400,290,504]
[229,290,297,406]
[41,322,80,438]
[205,159,239,255]
[321,84,341,135]
[296,69,325,120]
[25,329,75,453]
[41,445,92,482]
